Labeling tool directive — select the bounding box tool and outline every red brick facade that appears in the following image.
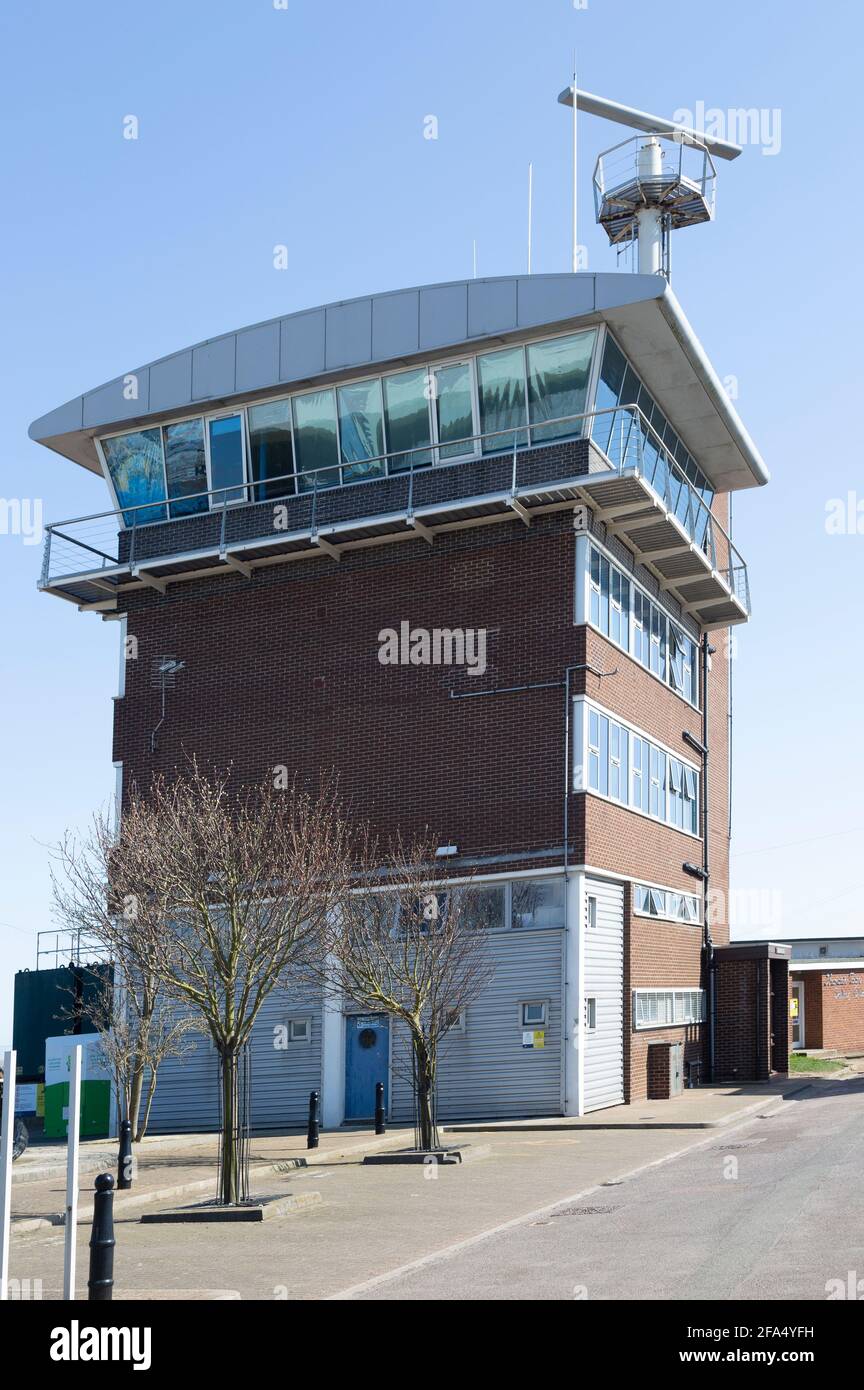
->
[793,970,864,1053]
[112,492,735,1104]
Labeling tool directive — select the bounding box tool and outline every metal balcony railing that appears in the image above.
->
[39,404,750,620]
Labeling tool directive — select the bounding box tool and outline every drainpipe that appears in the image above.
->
[701,634,715,1084]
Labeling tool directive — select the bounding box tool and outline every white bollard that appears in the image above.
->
[63,1044,83,1301]
[0,1049,16,1301]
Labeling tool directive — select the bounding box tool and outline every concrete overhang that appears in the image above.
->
[29,273,769,493]
[716,942,792,962]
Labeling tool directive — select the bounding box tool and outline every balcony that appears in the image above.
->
[39,406,750,629]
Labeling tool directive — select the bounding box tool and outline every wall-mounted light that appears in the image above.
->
[435,845,459,858]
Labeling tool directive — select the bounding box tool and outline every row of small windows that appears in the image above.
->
[633,989,705,1029]
[633,883,701,925]
[588,545,698,706]
[585,707,699,836]
[381,877,565,937]
[99,329,597,526]
[591,334,714,544]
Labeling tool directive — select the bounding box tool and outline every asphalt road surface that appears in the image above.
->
[342,1075,864,1300]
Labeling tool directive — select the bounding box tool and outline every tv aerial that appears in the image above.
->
[558,85,743,280]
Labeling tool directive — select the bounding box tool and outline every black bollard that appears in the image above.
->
[307,1089,320,1150]
[88,1173,115,1302]
[374,1082,386,1135]
[117,1119,133,1190]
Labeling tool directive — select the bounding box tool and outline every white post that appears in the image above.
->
[571,56,578,272]
[636,138,664,275]
[527,162,533,274]
[0,1050,16,1301]
[63,1044,83,1301]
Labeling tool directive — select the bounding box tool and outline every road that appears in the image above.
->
[345,1074,864,1300]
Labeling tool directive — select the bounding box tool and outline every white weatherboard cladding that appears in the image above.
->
[582,877,624,1111]
[146,986,323,1135]
[390,929,564,1122]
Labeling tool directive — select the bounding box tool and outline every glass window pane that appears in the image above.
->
[338,379,385,480]
[527,330,596,442]
[163,420,207,518]
[591,334,626,453]
[434,362,475,460]
[292,389,340,491]
[208,415,246,505]
[511,878,565,929]
[102,428,167,525]
[477,347,527,454]
[248,400,295,502]
[383,369,432,472]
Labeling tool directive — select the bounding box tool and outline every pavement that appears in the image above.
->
[5,1076,844,1300]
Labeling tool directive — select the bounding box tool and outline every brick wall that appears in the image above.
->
[799,970,864,1052]
[114,487,734,1107]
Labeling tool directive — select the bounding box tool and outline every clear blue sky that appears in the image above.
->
[1,0,861,1044]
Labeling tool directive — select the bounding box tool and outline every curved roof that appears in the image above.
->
[28,273,768,491]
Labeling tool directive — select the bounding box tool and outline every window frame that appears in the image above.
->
[520,1000,548,1028]
[632,988,705,1030]
[204,409,250,509]
[285,1016,312,1045]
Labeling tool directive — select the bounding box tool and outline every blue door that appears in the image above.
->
[345,1014,389,1121]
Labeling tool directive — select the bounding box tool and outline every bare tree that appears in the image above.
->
[325,833,494,1151]
[52,762,352,1204]
[66,965,199,1143]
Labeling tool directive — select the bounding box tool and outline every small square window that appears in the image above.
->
[521,1001,547,1027]
[287,1018,311,1044]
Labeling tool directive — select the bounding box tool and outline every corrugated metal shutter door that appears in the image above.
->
[146,986,323,1135]
[390,928,564,1122]
[583,877,624,1112]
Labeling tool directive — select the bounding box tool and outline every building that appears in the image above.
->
[788,939,864,1054]
[30,267,783,1128]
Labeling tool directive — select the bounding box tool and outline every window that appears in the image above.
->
[286,1017,311,1043]
[292,389,340,491]
[586,895,598,930]
[102,429,167,525]
[633,884,701,925]
[634,989,705,1029]
[338,379,385,480]
[590,332,715,523]
[443,1007,467,1034]
[453,883,505,931]
[511,878,565,930]
[163,419,208,517]
[433,362,476,460]
[585,997,597,1030]
[383,369,432,471]
[248,400,294,501]
[521,1001,547,1027]
[477,347,527,454]
[586,546,698,708]
[581,701,699,835]
[208,414,247,505]
[526,330,596,442]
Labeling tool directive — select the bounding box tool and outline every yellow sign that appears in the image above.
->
[790,998,799,1018]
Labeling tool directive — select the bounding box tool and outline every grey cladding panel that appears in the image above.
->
[280,308,326,383]
[235,322,280,393]
[468,279,518,338]
[419,283,468,351]
[83,372,150,428]
[371,291,420,361]
[149,352,193,414]
[192,336,236,401]
[325,298,373,371]
[391,928,563,1122]
[518,275,595,328]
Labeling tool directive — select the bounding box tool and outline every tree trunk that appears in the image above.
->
[219,1048,240,1205]
[413,1037,436,1152]
[128,1057,145,1138]
[136,1067,158,1144]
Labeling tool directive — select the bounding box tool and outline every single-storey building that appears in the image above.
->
[788,938,864,1054]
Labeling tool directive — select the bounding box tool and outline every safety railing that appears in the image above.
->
[40,404,749,611]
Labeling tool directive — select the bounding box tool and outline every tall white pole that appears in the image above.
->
[472,238,477,279]
[571,52,578,272]
[527,163,533,274]
[63,1044,82,1301]
[0,1050,16,1301]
